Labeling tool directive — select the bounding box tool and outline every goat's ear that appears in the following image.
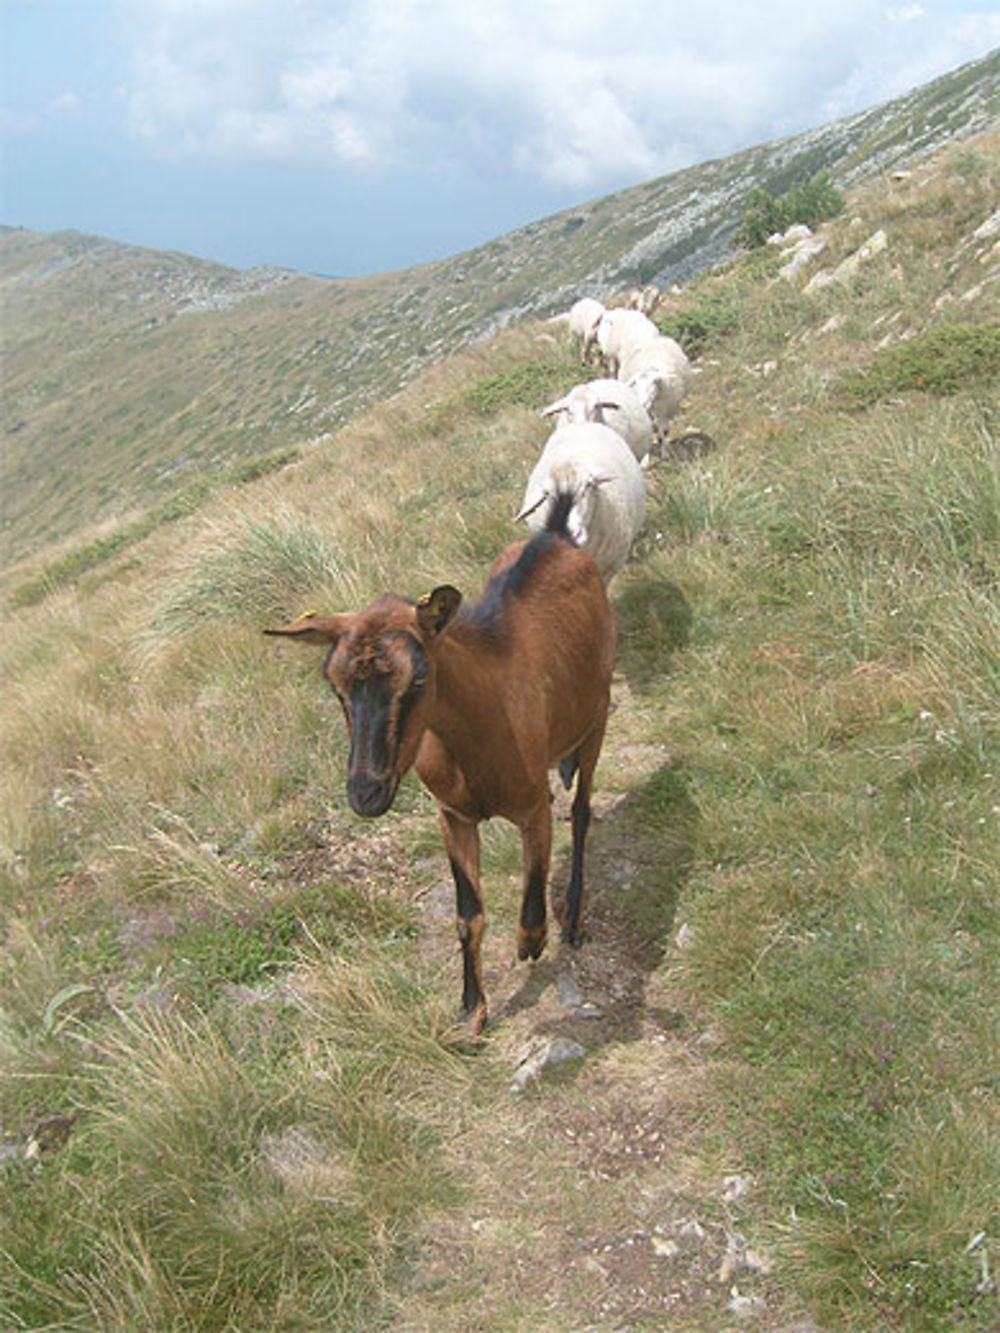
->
[264,612,347,645]
[515,489,548,522]
[540,397,565,418]
[416,586,462,640]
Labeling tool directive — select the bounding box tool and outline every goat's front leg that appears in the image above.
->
[438,807,487,1033]
[517,798,552,962]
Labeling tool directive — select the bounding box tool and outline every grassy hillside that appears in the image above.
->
[2,49,997,573]
[1,131,998,1331]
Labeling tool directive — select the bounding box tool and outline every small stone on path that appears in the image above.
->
[511,1036,586,1091]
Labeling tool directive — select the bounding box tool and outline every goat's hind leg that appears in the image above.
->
[560,721,607,949]
[558,752,579,791]
[517,799,552,962]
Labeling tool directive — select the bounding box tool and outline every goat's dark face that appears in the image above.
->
[325,619,430,816]
[265,586,462,819]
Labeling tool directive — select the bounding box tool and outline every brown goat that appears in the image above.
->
[266,498,616,1032]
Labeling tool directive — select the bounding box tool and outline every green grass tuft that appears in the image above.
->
[149,510,358,640]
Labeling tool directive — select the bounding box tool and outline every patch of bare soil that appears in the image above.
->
[281,819,426,898]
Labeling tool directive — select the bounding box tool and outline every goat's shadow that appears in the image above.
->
[494,760,699,1047]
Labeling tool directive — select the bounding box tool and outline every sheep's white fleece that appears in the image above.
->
[517,422,646,585]
[596,308,660,374]
[619,334,693,436]
[566,297,606,363]
[541,378,654,463]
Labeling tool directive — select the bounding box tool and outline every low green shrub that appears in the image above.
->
[459,361,577,416]
[835,322,1000,407]
[657,287,742,358]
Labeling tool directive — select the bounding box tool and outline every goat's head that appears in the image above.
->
[266,586,462,817]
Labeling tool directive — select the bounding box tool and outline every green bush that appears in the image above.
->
[735,171,846,248]
[657,287,742,358]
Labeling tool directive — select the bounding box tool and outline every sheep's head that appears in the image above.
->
[265,588,461,817]
[541,393,606,430]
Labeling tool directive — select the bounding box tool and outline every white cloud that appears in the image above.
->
[48,93,84,116]
[887,5,925,21]
[119,0,1000,188]
[2,95,83,136]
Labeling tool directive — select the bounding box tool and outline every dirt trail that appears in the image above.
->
[268,673,817,1329]
[382,681,820,1333]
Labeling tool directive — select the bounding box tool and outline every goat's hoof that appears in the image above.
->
[517,925,547,961]
[454,1002,487,1042]
[559,925,586,950]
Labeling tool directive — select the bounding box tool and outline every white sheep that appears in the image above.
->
[516,422,646,585]
[617,331,688,383]
[625,284,661,316]
[565,297,606,364]
[540,377,655,465]
[619,333,693,442]
[595,307,660,376]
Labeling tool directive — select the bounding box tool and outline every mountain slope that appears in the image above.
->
[1,120,997,1333]
[1,48,997,569]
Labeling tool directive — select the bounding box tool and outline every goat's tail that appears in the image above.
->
[544,489,577,544]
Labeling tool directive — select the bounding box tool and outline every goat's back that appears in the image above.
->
[452,532,615,763]
[481,533,614,671]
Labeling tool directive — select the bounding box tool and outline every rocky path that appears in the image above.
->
[385,689,823,1332]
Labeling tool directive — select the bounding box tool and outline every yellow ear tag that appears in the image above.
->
[417,593,432,607]
[297,609,318,620]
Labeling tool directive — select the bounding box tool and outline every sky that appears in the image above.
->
[1,1,998,278]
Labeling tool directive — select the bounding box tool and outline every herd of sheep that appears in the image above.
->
[517,293,694,585]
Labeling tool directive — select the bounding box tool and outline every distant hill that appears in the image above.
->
[1,47,997,568]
